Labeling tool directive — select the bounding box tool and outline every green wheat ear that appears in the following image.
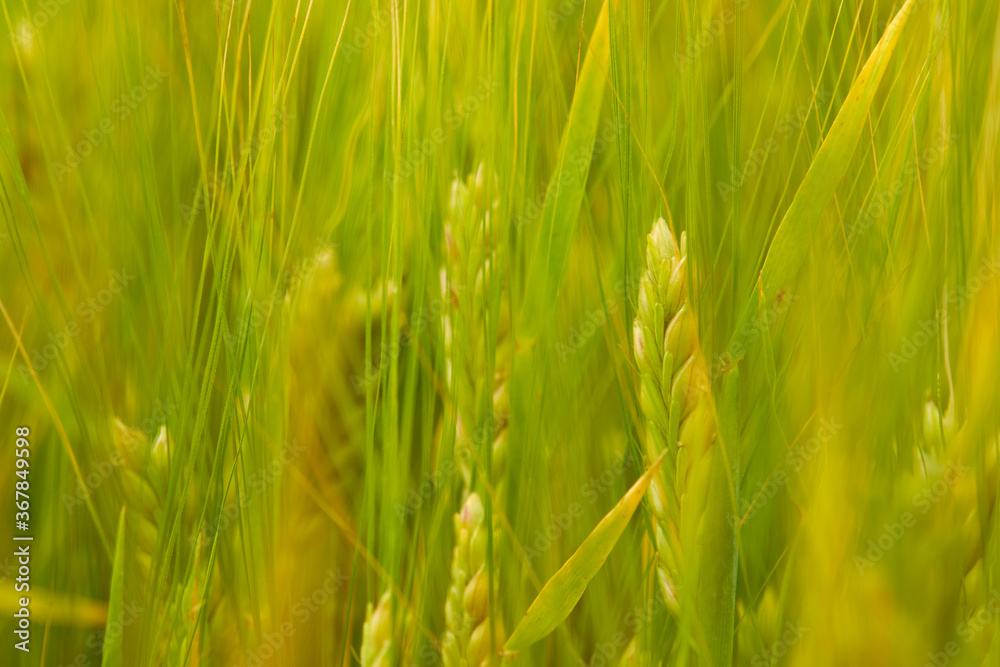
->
[632,218,738,665]
[360,591,394,667]
[112,419,170,595]
[112,418,178,662]
[633,218,717,613]
[442,164,510,493]
[112,418,240,665]
[441,165,508,665]
[442,492,500,667]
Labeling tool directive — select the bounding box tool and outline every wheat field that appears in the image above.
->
[1,0,998,665]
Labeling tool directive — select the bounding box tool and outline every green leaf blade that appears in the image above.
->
[727,0,918,361]
[504,450,667,653]
[518,0,612,340]
[101,508,127,667]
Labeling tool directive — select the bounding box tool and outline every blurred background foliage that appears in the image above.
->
[0,0,998,664]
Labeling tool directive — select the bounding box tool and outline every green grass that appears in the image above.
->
[1,0,998,665]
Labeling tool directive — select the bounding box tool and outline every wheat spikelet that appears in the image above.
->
[360,591,394,666]
[440,165,508,665]
[617,637,639,666]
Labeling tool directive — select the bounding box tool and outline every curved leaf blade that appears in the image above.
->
[518,0,611,339]
[101,508,127,667]
[504,451,667,653]
[727,0,918,360]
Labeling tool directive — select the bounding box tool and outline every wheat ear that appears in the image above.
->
[440,165,508,666]
[113,419,170,590]
[113,419,188,662]
[114,418,241,665]
[633,218,718,611]
[631,217,742,667]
